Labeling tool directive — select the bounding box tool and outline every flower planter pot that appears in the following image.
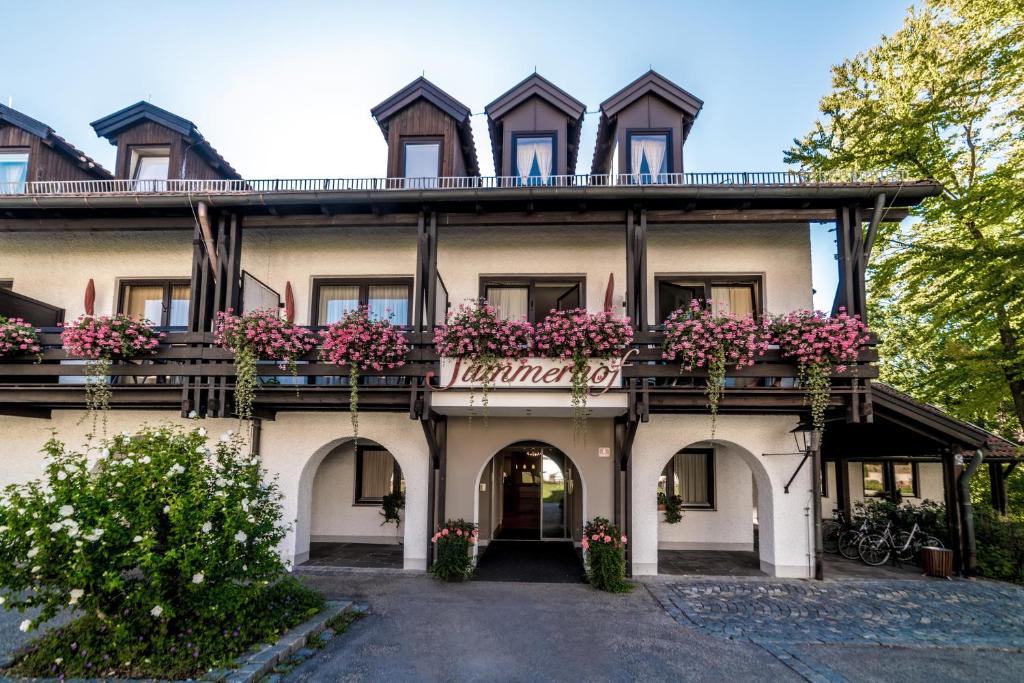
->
[657,504,667,511]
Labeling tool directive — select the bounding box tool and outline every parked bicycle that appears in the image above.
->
[822,509,848,554]
[858,521,944,567]
[837,518,872,560]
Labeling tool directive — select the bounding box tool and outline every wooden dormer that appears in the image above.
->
[0,104,111,190]
[91,101,240,181]
[485,73,585,180]
[370,77,479,181]
[591,71,703,179]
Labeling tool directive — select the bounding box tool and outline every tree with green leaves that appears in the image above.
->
[786,0,1024,443]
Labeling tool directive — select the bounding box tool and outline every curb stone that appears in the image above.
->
[0,600,355,683]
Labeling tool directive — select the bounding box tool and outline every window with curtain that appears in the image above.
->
[485,286,529,321]
[403,140,440,188]
[355,448,398,503]
[315,280,412,325]
[120,280,190,326]
[0,151,29,194]
[661,450,714,508]
[513,135,554,185]
[629,133,669,184]
[656,277,760,321]
[130,147,170,191]
[368,284,410,324]
[710,285,755,316]
[317,284,360,325]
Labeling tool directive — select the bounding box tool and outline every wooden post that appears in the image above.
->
[832,206,855,315]
[636,207,649,331]
[413,210,426,331]
[851,206,866,319]
[835,458,852,521]
[942,451,963,573]
[989,462,1006,515]
[625,210,636,324]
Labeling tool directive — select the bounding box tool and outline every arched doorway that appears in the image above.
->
[474,441,585,582]
[303,439,405,568]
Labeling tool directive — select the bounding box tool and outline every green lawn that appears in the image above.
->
[543,481,565,503]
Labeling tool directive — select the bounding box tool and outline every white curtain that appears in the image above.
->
[487,287,529,321]
[710,286,754,316]
[517,144,536,182]
[631,137,667,184]
[675,452,709,505]
[630,141,646,184]
[317,285,359,325]
[0,154,28,194]
[367,284,410,324]
[361,450,393,500]
[534,141,553,182]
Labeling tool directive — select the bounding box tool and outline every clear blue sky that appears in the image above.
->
[2,0,914,310]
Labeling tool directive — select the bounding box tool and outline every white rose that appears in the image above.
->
[201,522,212,534]
[68,589,84,605]
[133,535,143,543]
[163,505,171,514]
[100,448,110,457]
[19,619,31,632]
[59,505,74,518]
[198,428,207,437]
[241,499,250,512]
[48,522,63,533]
[234,531,247,543]
[150,605,163,618]
[56,470,67,481]
[0,596,5,605]
[191,572,204,584]
[188,410,198,418]
[140,456,151,465]
[26,547,38,558]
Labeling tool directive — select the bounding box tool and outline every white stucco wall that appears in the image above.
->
[822,461,946,517]
[657,448,754,551]
[309,442,403,544]
[631,413,813,578]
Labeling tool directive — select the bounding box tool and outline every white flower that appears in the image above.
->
[150,605,163,618]
[84,528,104,542]
[198,428,207,437]
[191,572,204,584]
[0,526,7,533]
[100,448,110,457]
[19,619,31,632]
[166,463,185,477]
[31,566,40,574]
[140,456,151,465]
[56,470,67,481]
[48,522,63,533]
[219,432,231,443]
[234,531,247,543]
[121,430,132,437]
[59,505,74,518]
[26,528,34,537]
[188,410,198,418]
[0,596,5,605]
[68,589,84,605]
[241,498,250,512]
[54,658,62,665]
[163,505,171,514]
[26,547,38,558]
[215,477,227,488]
[201,522,212,534]
[133,535,143,543]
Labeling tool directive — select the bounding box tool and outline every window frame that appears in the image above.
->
[353,444,402,505]
[399,136,443,179]
[861,461,919,499]
[0,279,12,290]
[0,148,31,193]
[654,274,764,324]
[128,145,171,180]
[662,448,716,510]
[510,131,558,183]
[625,128,673,181]
[310,277,415,327]
[478,275,586,323]
[117,278,190,327]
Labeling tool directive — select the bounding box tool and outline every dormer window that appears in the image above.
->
[628,131,670,184]
[0,150,29,194]
[513,134,555,185]
[402,138,441,188]
[130,146,170,189]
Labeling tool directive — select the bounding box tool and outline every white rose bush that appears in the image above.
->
[0,425,323,679]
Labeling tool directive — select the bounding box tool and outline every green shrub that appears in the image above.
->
[975,506,1024,583]
[430,519,476,581]
[583,517,632,593]
[0,425,323,679]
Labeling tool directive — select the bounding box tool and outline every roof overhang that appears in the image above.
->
[0,104,112,179]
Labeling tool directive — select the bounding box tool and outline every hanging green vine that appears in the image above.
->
[349,365,360,443]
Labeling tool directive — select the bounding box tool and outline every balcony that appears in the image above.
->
[0,329,877,420]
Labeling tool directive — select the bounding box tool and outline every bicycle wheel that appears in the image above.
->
[822,521,841,554]
[838,530,862,560]
[858,533,891,566]
[894,531,915,563]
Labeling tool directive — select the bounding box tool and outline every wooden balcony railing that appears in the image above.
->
[0,329,877,418]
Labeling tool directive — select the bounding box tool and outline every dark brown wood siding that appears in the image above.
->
[0,124,101,182]
[385,99,463,178]
[112,121,224,180]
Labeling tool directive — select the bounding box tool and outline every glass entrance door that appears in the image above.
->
[541,453,568,539]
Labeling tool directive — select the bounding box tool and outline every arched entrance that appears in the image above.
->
[474,441,585,582]
[302,438,405,569]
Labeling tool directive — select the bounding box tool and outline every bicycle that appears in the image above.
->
[858,521,944,567]
[837,518,872,560]
[822,510,848,554]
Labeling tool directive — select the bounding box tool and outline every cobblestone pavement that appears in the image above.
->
[646,578,1024,682]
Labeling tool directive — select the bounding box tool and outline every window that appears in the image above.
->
[402,139,441,188]
[0,150,29,194]
[313,278,412,326]
[129,146,170,190]
[355,446,401,504]
[627,131,670,184]
[655,275,761,322]
[660,449,715,508]
[512,133,555,185]
[480,277,583,323]
[862,462,919,499]
[0,279,12,290]
[119,279,190,326]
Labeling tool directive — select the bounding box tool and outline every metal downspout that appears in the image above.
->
[957,450,984,575]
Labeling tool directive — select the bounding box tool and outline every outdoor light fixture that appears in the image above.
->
[792,424,820,454]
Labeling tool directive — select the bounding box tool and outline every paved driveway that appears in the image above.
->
[289,572,1024,683]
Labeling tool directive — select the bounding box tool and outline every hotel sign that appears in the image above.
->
[434,350,637,395]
